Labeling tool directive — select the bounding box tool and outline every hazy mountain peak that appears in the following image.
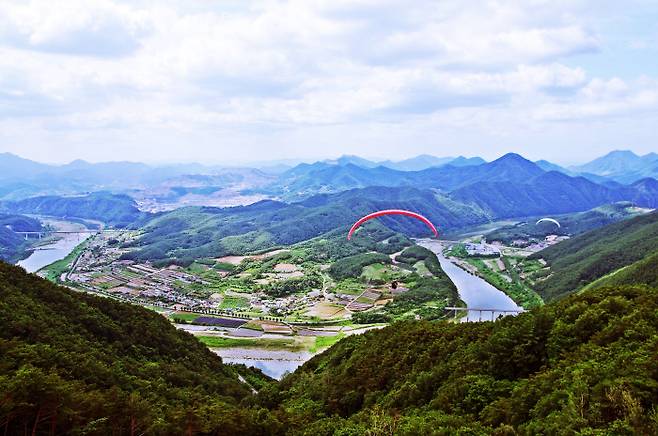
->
[448,156,486,167]
[491,152,537,167]
[571,149,658,184]
[603,149,640,159]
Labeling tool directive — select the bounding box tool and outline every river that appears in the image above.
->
[209,240,523,377]
[213,348,313,380]
[16,218,91,273]
[418,239,523,322]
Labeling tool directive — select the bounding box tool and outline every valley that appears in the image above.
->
[2,153,657,430]
[4,3,658,432]
[24,211,582,378]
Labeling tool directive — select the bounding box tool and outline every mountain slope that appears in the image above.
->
[124,186,490,263]
[0,153,52,180]
[0,262,277,434]
[3,192,146,227]
[588,251,658,289]
[529,211,658,301]
[571,150,658,183]
[451,171,627,217]
[630,177,658,208]
[485,201,650,244]
[0,214,43,262]
[261,284,658,434]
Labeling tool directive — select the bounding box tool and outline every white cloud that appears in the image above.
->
[0,0,656,163]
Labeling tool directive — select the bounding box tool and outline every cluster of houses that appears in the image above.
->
[66,234,411,321]
[71,245,215,307]
[249,288,323,316]
[464,243,501,257]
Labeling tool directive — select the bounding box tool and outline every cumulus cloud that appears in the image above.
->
[0,0,656,163]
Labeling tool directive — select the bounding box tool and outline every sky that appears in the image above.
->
[0,0,657,166]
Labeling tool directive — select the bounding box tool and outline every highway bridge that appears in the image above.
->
[14,230,121,239]
[445,306,525,322]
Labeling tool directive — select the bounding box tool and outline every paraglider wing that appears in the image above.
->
[347,209,439,240]
[536,217,561,228]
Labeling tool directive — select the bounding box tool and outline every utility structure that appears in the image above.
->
[445,306,525,322]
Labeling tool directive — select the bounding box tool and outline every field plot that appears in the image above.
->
[303,302,348,319]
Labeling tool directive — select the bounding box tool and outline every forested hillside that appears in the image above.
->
[0,214,43,262]
[2,192,147,227]
[121,187,488,264]
[485,201,648,244]
[585,251,658,290]
[0,262,278,435]
[258,285,658,435]
[3,262,658,434]
[530,211,658,301]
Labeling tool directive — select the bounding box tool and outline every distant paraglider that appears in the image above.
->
[536,217,561,228]
[347,209,438,240]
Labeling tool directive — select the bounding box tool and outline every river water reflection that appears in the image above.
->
[17,233,90,273]
[213,348,313,380]
[418,239,523,322]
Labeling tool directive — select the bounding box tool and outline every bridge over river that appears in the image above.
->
[417,239,524,322]
[14,229,121,240]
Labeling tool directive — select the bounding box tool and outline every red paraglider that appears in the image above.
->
[347,209,438,240]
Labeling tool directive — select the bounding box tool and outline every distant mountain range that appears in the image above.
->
[4,151,658,263]
[0,153,274,201]
[264,153,658,214]
[2,150,657,202]
[568,150,658,184]
[327,154,486,171]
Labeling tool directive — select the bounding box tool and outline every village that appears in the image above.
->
[61,231,400,324]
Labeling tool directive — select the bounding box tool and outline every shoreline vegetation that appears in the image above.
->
[444,243,544,309]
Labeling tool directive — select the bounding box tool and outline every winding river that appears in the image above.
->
[16,218,91,273]
[418,239,523,322]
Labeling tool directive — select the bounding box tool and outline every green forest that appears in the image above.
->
[3,259,658,434]
[0,214,43,262]
[0,262,278,435]
[530,211,658,301]
[259,284,658,434]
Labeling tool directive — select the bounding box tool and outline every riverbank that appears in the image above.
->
[16,218,91,274]
[417,239,523,322]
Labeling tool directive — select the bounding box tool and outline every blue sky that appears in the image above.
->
[0,0,656,165]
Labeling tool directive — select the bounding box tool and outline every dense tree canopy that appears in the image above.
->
[531,211,658,301]
[259,285,658,435]
[0,262,279,435]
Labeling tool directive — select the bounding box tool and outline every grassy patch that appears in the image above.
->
[168,312,199,322]
[197,336,300,350]
[219,295,250,309]
[309,333,345,353]
[333,278,365,295]
[465,257,543,309]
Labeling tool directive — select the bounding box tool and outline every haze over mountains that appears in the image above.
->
[2,149,656,202]
[569,150,658,184]
[3,152,655,266]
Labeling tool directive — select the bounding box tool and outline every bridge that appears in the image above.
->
[13,230,121,240]
[445,306,525,322]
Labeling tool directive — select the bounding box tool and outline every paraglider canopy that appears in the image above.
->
[347,209,438,240]
[536,217,561,228]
